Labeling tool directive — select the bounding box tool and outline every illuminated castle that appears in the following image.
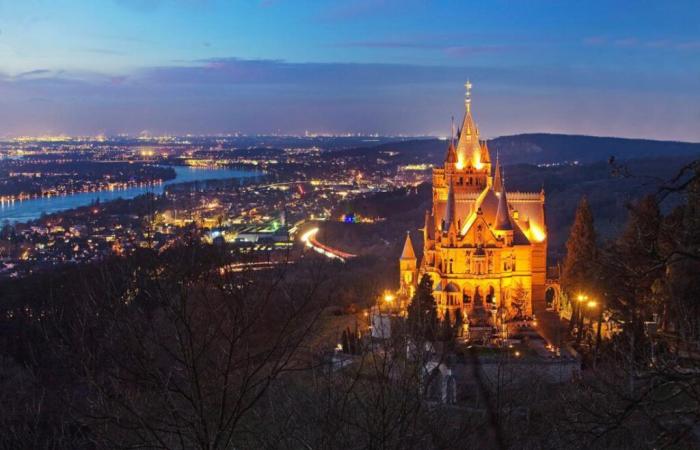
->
[399,82,547,321]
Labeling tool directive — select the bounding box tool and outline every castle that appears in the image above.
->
[399,83,547,322]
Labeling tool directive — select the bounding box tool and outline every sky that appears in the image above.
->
[0,0,698,140]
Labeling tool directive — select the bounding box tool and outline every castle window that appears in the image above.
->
[486,286,495,304]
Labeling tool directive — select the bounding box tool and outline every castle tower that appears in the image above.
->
[399,231,417,299]
[398,82,547,322]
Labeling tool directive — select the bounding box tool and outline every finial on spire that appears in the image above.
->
[465,80,473,113]
[450,116,455,143]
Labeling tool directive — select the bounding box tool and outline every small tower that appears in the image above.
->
[399,231,418,299]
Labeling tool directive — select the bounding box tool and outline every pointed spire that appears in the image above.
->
[401,231,416,260]
[494,182,513,231]
[423,210,431,241]
[445,141,457,164]
[493,153,503,193]
[465,80,472,113]
[480,140,491,164]
[443,181,458,234]
[444,117,458,164]
[455,81,482,166]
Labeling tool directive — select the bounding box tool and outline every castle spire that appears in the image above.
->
[455,80,482,167]
[494,180,513,231]
[465,80,472,114]
[423,209,431,242]
[480,140,491,164]
[400,231,416,260]
[493,153,503,193]
[444,117,458,164]
[443,180,458,234]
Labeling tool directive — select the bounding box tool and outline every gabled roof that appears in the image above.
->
[460,213,499,245]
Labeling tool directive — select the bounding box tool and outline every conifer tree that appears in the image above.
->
[407,274,438,341]
[562,197,597,332]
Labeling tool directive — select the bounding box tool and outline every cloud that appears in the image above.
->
[0,56,698,140]
[15,69,53,79]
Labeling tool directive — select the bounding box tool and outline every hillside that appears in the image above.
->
[327,155,696,265]
[332,134,700,167]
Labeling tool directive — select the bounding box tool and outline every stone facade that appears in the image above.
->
[399,86,547,322]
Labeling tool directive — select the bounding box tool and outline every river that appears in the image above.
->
[0,166,259,223]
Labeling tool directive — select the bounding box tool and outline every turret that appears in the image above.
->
[443,181,458,234]
[444,141,457,165]
[399,231,417,297]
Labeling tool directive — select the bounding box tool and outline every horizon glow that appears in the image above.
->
[0,0,698,141]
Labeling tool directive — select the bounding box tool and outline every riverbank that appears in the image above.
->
[0,166,260,223]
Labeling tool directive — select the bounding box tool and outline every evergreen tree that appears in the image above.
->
[440,310,453,342]
[454,309,463,337]
[407,274,438,341]
[562,197,597,333]
[562,197,597,297]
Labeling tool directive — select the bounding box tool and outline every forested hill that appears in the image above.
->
[489,133,700,164]
[333,134,700,166]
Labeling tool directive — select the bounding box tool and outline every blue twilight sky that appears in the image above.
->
[0,0,699,140]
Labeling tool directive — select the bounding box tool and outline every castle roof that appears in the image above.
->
[444,141,457,164]
[445,282,460,293]
[400,232,416,260]
[494,190,513,231]
[455,108,481,166]
[480,141,491,164]
[493,155,503,193]
[443,181,457,233]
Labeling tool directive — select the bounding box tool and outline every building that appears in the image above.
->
[399,83,547,323]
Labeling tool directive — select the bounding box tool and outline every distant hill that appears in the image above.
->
[331,154,696,264]
[489,134,700,165]
[333,134,700,166]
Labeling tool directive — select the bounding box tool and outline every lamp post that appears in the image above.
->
[576,294,588,344]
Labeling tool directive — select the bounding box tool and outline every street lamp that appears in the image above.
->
[576,294,589,344]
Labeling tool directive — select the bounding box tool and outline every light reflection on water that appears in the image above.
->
[0,166,258,223]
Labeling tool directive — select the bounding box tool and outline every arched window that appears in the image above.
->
[486,286,495,304]
[463,287,472,304]
[474,286,482,305]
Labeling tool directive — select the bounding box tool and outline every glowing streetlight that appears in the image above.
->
[384,293,395,303]
[587,300,598,309]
